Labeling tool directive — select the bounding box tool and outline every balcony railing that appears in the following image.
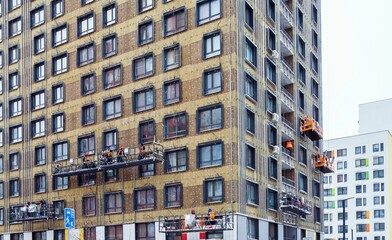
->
[281,212,298,226]
[280,30,294,56]
[159,212,234,233]
[280,0,294,27]
[280,59,294,85]
[281,148,295,169]
[52,140,164,176]
[281,89,295,114]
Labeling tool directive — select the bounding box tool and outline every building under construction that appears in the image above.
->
[0,0,324,239]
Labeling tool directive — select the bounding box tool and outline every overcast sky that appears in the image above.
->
[322,0,392,139]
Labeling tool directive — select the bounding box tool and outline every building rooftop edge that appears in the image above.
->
[324,129,392,142]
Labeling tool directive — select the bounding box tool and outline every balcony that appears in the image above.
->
[280,192,312,217]
[281,212,298,226]
[280,0,294,28]
[281,88,294,113]
[159,212,234,233]
[281,147,295,169]
[281,117,295,141]
[280,59,294,86]
[280,30,294,57]
[9,203,55,223]
[300,116,323,141]
[314,153,334,173]
[52,141,164,177]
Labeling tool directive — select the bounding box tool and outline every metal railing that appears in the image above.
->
[280,192,312,217]
[280,59,295,85]
[8,204,54,222]
[280,29,294,53]
[280,0,294,26]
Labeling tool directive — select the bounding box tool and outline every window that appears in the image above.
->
[138,120,155,144]
[31,6,45,28]
[0,25,2,42]
[0,182,2,199]
[266,28,276,51]
[0,104,2,121]
[163,44,181,71]
[9,98,22,117]
[79,173,96,187]
[9,45,18,64]
[373,170,384,179]
[51,0,64,19]
[245,73,257,101]
[102,34,117,58]
[133,87,154,112]
[163,79,181,104]
[0,156,3,172]
[373,144,380,152]
[337,174,347,183]
[312,5,318,25]
[32,118,45,138]
[268,157,277,179]
[84,227,96,240]
[53,200,65,217]
[0,78,3,94]
[82,104,96,125]
[163,7,186,37]
[298,36,305,58]
[247,218,258,239]
[103,4,116,26]
[9,179,19,197]
[299,173,308,192]
[31,90,45,111]
[103,96,122,120]
[140,162,154,177]
[105,225,123,240]
[266,90,276,112]
[9,152,19,170]
[52,53,68,75]
[53,176,68,190]
[35,146,46,165]
[9,71,19,90]
[138,20,153,45]
[267,189,278,210]
[338,200,348,208]
[81,0,94,5]
[245,2,254,29]
[197,0,221,25]
[197,104,223,132]
[337,148,347,157]
[77,43,95,66]
[52,112,64,133]
[355,158,367,167]
[374,223,385,231]
[77,12,95,37]
[201,67,223,95]
[355,172,368,180]
[34,62,45,82]
[313,181,320,198]
[9,17,22,37]
[245,38,257,67]
[104,192,123,213]
[53,141,68,161]
[35,174,46,193]
[0,52,2,68]
[246,144,255,169]
[203,31,222,59]
[10,234,23,240]
[374,183,380,192]
[297,8,303,29]
[10,125,22,143]
[9,0,21,10]
[134,188,155,210]
[136,223,154,240]
[204,178,223,203]
[312,30,318,50]
[78,135,95,156]
[81,73,96,95]
[268,125,277,145]
[374,156,384,165]
[247,181,258,205]
[311,78,319,98]
[133,53,154,80]
[105,169,118,183]
[198,141,223,168]
[52,83,64,104]
[297,63,306,84]
[52,24,67,47]
[324,188,333,196]
[311,54,318,73]
[299,146,307,165]
[138,0,153,13]
[164,112,187,139]
[374,210,385,218]
[246,109,255,134]
[165,184,182,208]
[337,187,348,195]
[165,148,187,173]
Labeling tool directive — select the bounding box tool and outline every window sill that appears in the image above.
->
[203,52,222,61]
[103,21,117,28]
[133,72,154,81]
[52,13,64,19]
[204,201,223,205]
[198,163,223,170]
[104,211,122,215]
[82,91,96,96]
[203,89,223,96]
[53,100,64,105]
[78,30,95,39]
[103,51,117,59]
[245,59,257,69]
[35,163,46,167]
[35,191,46,194]
[197,16,222,27]
[104,115,122,121]
[299,190,308,195]
[244,23,254,32]
[32,22,45,29]
[53,41,68,48]
[245,94,257,103]
[135,208,155,212]
[138,6,154,14]
[246,166,255,171]
[104,82,122,90]
[299,162,307,168]
[163,99,181,106]
[32,135,46,140]
[10,140,22,144]
[165,169,187,174]
[246,203,259,208]
[134,107,154,114]
[163,28,187,39]
[198,126,223,134]
[138,39,154,47]
[164,133,188,141]
[83,213,96,217]
[78,59,96,68]
[82,122,96,127]
[164,64,181,72]
[164,205,182,209]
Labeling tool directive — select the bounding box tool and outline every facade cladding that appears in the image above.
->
[0,0,322,239]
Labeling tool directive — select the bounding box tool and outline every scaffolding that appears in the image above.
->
[159,212,234,233]
[280,192,311,218]
[299,116,323,141]
[8,203,55,223]
[52,140,164,177]
[313,152,334,173]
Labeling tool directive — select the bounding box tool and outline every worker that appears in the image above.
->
[138,143,146,160]
[117,146,125,162]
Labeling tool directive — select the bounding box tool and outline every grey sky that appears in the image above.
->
[322,0,392,139]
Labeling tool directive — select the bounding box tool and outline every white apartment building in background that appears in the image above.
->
[323,99,392,240]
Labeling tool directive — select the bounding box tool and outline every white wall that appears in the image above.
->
[359,99,392,134]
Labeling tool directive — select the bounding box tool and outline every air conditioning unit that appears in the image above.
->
[272,50,279,60]
[272,146,280,155]
[272,113,279,123]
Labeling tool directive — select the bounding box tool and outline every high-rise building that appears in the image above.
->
[323,100,392,240]
[0,0,323,239]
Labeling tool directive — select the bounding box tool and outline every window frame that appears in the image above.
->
[163,78,181,105]
[104,191,123,214]
[81,104,96,126]
[31,117,46,138]
[246,181,259,205]
[9,178,20,197]
[245,37,257,67]
[30,5,45,28]
[164,183,183,208]
[133,87,155,113]
[52,83,64,105]
[162,7,187,37]
[52,140,69,161]
[103,96,122,120]
[52,24,68,47]
[197,140,224,168]
[138,19,154,46]
[163,44,181,71]
[81,73,96,96]
[102,33,117,58]
[78,134,96,156]
[134,187,156,210]
[203,177,224,203]
[9,125,22,144]
[52,52,68,75]
[244,1,254,30]
[164,147,188,173]
[77,42,96,67]
[132,53,154,80]
[163,112,188,139]
[35,145,46,166]
[52,112,65,133]
[138,0,154,13]
[202,30,222,59]
[31,89,46,111]
[196,104,224,132]
[34,61,46,82]
[102,3,117,27]
[51,0,64,19]
[196,0,222,26]
[77,11,95,37]
[8,17,22,38]
[34,174,46,193]
[203,66,223,95]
